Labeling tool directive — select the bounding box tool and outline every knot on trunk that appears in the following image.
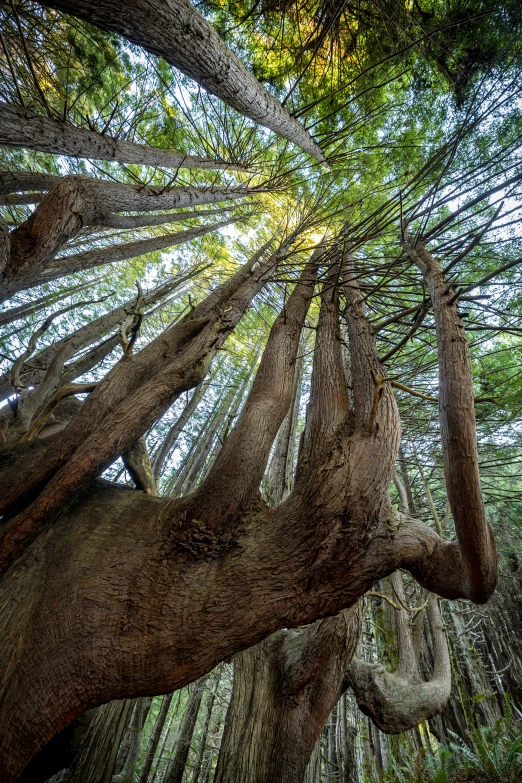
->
[175,518,238,560]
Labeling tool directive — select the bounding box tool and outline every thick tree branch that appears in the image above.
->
[402,235,497,603]
[0,102,248,172]
[37,0,326,162]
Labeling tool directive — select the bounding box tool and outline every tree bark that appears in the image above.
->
[113,697,153,783]
[0,102,247,171]
[60,700,134,783]
[164,675,209,783]
[37,219,234,286]
[214,605,361,783]
[138,694,174,783]
[191,676,218,783]
[36,0,326,162]
[0,270,195,401]
[1,172,257,297]
[0,237,499,780]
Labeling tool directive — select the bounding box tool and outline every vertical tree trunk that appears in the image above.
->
[62,700,133,783]
[138,694,174,783]
[164,675,210,783]
[113,697,153,783]
[214,605,361,783]
[191,676,219,783]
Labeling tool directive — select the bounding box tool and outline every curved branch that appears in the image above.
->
[347,592,451,734]
[402,236,497,603]
[0,240,287,568]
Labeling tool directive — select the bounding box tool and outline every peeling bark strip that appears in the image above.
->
[1,173,257,297]
[37,0,326,163]
[0,103,248,171]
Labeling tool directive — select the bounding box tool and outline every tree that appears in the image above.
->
[214,606,362,783]
[3,0,522,779]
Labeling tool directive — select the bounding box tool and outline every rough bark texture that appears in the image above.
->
[60,700,133,783]
[1,172,256,297]
[113,697,152,783]
[37,0,326,162]
[347,590,451,733]
[0,238,498,780]
[402,236,498,601]
[214,605,362,783]
[0,102,247,171]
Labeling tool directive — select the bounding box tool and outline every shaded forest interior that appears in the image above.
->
[2,0,522,781]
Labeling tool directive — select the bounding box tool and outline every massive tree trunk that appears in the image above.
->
[214,606,361,783]
[0,102,247,171]
[36,0,326,163]
[0,236,498,781]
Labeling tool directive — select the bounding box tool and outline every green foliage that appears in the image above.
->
[374,704,522,783]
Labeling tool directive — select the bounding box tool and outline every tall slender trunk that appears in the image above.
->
[191,677,218,783]
[151,378,215,483]
[37,0,326,162]
[164,675,210,783]
[0,102,247,172]
[38,220,234,286]
[113,697,153,783]
[138,694,174,783]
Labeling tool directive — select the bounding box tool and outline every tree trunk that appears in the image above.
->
[0,238,499,781]
[138,694,174,783]
[38,220,234,285]
[36,0,325,162]
[1,172,256,297]
[151,383,210,482]
[164,675,209,783]
[0,102,247,171]
[60,700,133,783]
[113,697,153,783]
[214,605,362,783]
[191,677,218,783]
